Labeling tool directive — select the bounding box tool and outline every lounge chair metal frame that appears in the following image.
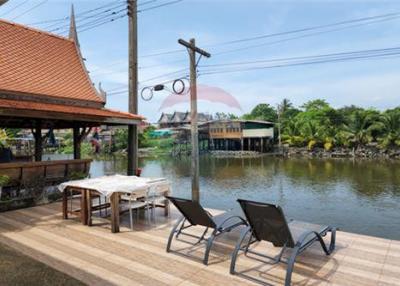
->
[166,196,247,265]
[230,199,336,286]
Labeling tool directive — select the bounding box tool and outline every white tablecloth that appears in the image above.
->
[58,174,170,198]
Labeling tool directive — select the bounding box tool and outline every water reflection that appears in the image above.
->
[89,155,400,240]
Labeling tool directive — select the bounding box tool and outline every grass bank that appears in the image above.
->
[0,242,85,285]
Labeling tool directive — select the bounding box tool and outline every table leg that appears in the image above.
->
[81,189,88,225]
[62,190,68,219]
[164,190,170,217]
[87,190,92,226]
[110,193,120,233]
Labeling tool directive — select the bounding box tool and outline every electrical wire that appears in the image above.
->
[46,3,126,32]
[137,0,183,13]
[136,11,400,59]
[199,50,400,76]
[210,15,400,57]
[78,13,127,33]
[10,0,48,20]
[200,46,400,68]
[204,11,400,48]
[0,0,29,17]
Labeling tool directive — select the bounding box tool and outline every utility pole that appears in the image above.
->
[178,38,210,202]
[127,0,138,176]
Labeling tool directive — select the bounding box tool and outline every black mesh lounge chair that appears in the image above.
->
[166,196,247,265]
[230,199,336,286]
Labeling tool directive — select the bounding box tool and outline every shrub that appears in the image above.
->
[0,175,9,187]
[308,140,317,150]
[324,142,333,151]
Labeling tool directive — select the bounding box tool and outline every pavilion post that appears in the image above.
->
[73,125,81,159]
[34,120,42,161]
[127,124,136,176]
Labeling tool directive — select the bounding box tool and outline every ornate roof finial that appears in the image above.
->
[69,4,80,48]
[98,82,107,102]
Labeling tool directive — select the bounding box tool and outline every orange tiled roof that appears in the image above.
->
[0,98,143,121]
[0,19,103,103]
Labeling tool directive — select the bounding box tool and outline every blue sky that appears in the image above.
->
[1,0,400,122]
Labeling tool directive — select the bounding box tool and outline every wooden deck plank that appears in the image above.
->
[0,202,399,286]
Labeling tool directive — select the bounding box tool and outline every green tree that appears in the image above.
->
[214,112,238,120]
[344,110,380,148]
[301,99,329,111]
[378,108,400,147]
[242,103,277,122]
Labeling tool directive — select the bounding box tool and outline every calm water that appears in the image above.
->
[83,155,400,240]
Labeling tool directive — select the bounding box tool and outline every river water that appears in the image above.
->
[59,154,400,240]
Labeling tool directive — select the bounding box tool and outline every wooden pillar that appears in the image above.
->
[34,120,42,161]
[248,138,251,151]
[241,138,244,151]
[225,139,228,150]
[73,125,81,160]
[62,190,68,219]
[86,190,92,226]
[127,124,136,176]
[110,193,120,233]
[80,189,88,225]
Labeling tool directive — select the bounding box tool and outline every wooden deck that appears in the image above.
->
[0,202,399,286]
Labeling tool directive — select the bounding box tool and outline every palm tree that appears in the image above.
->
[344,110,379,148]
[278,98,293,115]
[379,111,400,147]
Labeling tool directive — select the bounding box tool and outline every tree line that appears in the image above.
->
[226,99,400,150]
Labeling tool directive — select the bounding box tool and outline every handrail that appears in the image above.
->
[0,159,92,169]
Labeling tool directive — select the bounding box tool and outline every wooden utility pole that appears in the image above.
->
[127,0,138,176]
[178,38,210,202]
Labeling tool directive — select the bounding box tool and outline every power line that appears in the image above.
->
[137,0,183,12]
[0,0,29,17]
[199,49,400,76]
[140,68,187,83]
[136,10,400,59]
[138,0,159,6]
[210,15,400,57]
[204,11,400,48]
[10,0,48,20]
[78,13,127,33]
[48,7,127,34]
[46,3,126,32]
[200,46,400,68]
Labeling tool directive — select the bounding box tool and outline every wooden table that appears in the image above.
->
[60,175,171,233]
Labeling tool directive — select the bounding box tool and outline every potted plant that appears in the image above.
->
[0,175,10,200]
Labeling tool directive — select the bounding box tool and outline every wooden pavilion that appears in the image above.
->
[0,13,142,182]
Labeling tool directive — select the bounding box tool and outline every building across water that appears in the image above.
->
[171,119,275,155]
[205,119,274,153]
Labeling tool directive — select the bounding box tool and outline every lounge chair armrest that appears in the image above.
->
[216,215,248,230]
[294,230,321,247]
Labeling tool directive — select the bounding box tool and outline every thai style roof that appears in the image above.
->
[170,111,187,123]
[158,111,212,124]
[157,113,173,123]
[0,19,102,104]
[183,112,213,123]
[0,18,142,126]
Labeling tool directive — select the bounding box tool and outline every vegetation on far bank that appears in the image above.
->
[1,99,399,158]
[242,99,400,151]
